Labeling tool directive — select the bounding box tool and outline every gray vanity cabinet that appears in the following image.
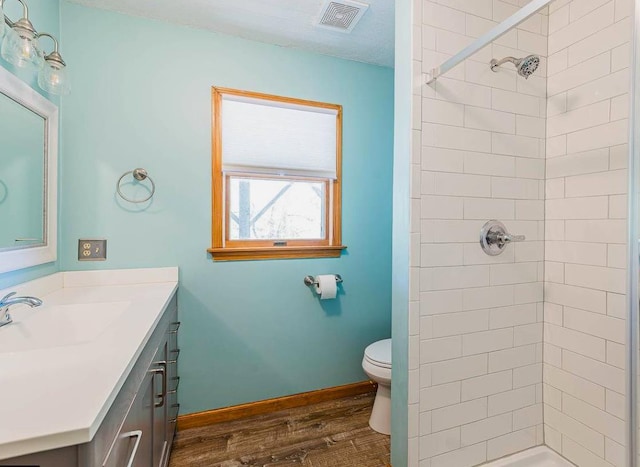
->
[0,294,179,467]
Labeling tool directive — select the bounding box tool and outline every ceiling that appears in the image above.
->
[69,0,395,68]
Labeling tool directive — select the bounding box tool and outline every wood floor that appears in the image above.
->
[168,392,391,467]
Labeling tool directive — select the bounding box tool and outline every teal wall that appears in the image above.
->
[0,0,59,289]
[59,2,394,414]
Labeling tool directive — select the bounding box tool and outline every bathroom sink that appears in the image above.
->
[0,301,130,353]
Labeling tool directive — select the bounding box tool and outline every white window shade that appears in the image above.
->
[221,96,338,179]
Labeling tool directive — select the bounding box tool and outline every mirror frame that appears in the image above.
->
[0,66,58,274]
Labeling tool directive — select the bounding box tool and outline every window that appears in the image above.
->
[209,87,346,261]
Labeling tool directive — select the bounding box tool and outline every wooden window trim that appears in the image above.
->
[209,87,346,261]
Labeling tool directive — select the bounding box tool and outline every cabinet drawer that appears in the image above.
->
[102,372,153,467]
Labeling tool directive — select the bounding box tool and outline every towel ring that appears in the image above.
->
[117,168,156,203]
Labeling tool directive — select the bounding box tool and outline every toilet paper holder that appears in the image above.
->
[303,274,343,286]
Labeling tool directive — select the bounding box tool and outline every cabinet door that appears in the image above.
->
[151,341,168,467]
[103,372,153,467]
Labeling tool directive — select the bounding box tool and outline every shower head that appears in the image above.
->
[490,55,540,79]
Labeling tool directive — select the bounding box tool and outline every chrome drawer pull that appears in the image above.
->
[102,430,142,467]
[168,351,180,364]
[169,376,180,390]
[150,361,167,408]
[167,376,180,394]
[123,430,142,467]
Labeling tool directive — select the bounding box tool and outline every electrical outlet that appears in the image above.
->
[78,239,107,261]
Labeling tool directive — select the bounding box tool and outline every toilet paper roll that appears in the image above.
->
[315,274,337,300]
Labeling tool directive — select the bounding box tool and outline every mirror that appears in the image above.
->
[0,92,46,249]
[0,66,57,274]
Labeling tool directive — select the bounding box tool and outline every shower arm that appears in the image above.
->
[424,0,553,84]
[490,56,519,70]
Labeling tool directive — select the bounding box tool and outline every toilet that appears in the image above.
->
[362,338,391,435]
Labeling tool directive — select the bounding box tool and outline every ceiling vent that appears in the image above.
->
[316,0,369,33]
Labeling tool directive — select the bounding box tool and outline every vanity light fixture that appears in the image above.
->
[37,33,69,95]
[0,0,42,70]
[0,1,5,38]
[0,0,70,95]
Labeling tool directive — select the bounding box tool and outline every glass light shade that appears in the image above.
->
[0,5,5,39]
[1,26,42,70]
[38,60,69,95]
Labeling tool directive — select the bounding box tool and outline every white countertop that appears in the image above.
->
[0,268,179,460]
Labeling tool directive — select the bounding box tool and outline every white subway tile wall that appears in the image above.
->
[410,0,549,464]
[410,0,632,464]
[543,0,630,466]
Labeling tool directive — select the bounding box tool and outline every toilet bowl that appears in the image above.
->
[362,338,391,435]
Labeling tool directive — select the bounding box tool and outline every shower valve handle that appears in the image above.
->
[498,233,526,244]
[480,220,526,256]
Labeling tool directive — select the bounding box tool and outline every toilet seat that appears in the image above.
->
[364,338,391,369]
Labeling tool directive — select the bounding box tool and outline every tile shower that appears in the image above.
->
[405,0,631,465]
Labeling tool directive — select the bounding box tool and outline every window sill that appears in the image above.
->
[207,245,347,261]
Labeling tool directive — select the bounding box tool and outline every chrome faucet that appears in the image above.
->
[0,292,43,328]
